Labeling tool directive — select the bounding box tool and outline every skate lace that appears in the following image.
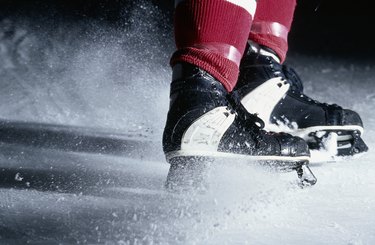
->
[282,65,341,109]
[227,92,266,142]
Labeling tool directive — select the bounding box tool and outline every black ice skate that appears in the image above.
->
[234,42,369,156]
[162,62,316,190]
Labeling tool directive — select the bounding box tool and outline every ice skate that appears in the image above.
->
[234,41,369,156]
[162,62,316,191]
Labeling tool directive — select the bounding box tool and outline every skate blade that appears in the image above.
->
[295,164,317,187]
[165,156,212,193]
[308,130,368,156]
[165,156,317,192]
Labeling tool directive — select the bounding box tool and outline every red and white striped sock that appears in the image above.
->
[171,0,256,92]
[249,0,296,63]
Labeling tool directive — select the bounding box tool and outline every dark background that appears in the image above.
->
[0,0,374,59]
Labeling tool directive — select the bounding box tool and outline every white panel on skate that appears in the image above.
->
[180,106,235,152]
[240,77,290,129]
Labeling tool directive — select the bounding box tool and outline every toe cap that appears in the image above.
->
[342,109,363,127]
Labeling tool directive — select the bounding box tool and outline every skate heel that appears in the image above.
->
[295,162,317,187]
[165,156,212,193]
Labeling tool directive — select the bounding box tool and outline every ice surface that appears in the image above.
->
[0,2,375,244]
[0,3,172,139]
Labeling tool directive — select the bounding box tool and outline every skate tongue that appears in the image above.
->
[282,65,304,93]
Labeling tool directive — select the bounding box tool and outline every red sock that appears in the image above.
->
[171,0,255,92]
[249,0,296,63]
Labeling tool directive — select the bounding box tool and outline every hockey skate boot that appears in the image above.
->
[162,62,317,190]
[234,42,368,156]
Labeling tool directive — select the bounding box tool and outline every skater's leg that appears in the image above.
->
[163,0,315,190]
[171,0,256,91]
[234,0,368,156]
[249,0,296,63]
[166,0,255,190]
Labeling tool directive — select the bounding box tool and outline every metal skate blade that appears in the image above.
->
[296,164,317,187]
[337,137,369,156]
[308,129,369,157]
[165,156,212,193]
